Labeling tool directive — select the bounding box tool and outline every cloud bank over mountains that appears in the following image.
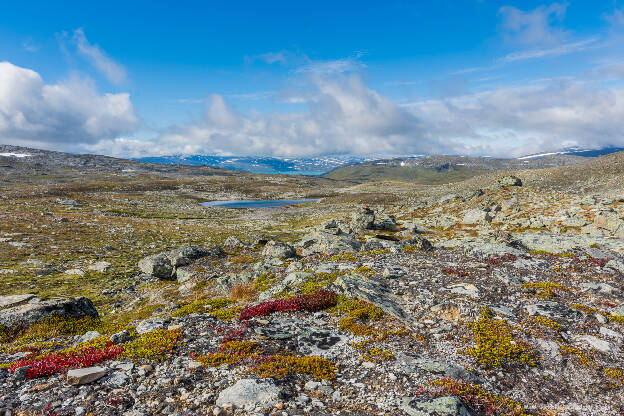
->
[2,4,624,158]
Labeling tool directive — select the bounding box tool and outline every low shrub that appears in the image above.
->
[464,308,537,368]
[238,290,337,320]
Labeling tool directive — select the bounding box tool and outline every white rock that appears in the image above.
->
[88,261,111,273]
[66,367,108,385]
[216,379,281,409]
[576,334,614,354]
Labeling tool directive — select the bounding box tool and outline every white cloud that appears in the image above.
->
[72,28,127,85]
[89,72,624,159]
[88,74,443,158]
[406,81,624,156]
[0,61,138,148]
[498,37,599,62]
[498,3,568,45]
[296,56,365,76]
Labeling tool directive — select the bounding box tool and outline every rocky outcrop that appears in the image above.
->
[331,273,407,319]
[0,296,98,327]
[138,245,224,280]
[261,240,296,259]
[298,230,362,256]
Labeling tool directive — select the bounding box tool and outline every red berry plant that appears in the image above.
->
[239,290,337,320]
[9,338,123,379]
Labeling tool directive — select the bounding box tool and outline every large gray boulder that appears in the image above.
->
[138,253,175,279]
[299,230,362,256]
[350,206,375,231]
[138,245,223,280]
[331,273,407,319]
[261,240,296,259]
[0,296,98,327]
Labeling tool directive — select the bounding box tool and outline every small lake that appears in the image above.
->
[201,199,319,209]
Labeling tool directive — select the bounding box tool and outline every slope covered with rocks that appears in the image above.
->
[1,151,624,416]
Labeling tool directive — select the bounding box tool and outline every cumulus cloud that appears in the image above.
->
[87,74,445,158]
[0,61,138,148]
[498,3,569,45]
[89,72,624,159]
[407,81,624,156]
[72,28,127,85]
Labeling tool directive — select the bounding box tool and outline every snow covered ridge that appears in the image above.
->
[0,152,31,158]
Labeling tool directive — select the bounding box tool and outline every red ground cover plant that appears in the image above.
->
[239,290,337,320]
[9,342,123,379]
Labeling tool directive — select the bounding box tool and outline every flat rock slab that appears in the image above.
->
[216,378,282,410]
[524,301,581,321]
[400,396,472,416]
[332,273,407,320]
[0,294,36,310]
[396,353,480,384]
[66,367,108,385]
[0,296,98,327]
[517,232,624,255]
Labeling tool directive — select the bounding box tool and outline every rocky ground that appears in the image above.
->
[1,150,624,416]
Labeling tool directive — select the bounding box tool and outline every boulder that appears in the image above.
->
[138,253,174,280]
[350,206,375,231]
[216,378,282,410]
[0,296,98,328]
[138,245,223,280]
[66,367,108,385]
[299,231,362,256]
[331,274,407,319]
[461,209,493,225]
[261,240,296,259]
[498,176,522,187]
[168,246,213,267]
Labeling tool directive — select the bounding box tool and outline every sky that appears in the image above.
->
[1,1,624,158]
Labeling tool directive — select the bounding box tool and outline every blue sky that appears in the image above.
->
[1,1,624,157]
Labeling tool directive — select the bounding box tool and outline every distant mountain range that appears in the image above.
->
[134,146,624,175]
[134,155,370,175]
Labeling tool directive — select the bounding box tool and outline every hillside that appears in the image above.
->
[1,146,624,415]
[323,154,589,184]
